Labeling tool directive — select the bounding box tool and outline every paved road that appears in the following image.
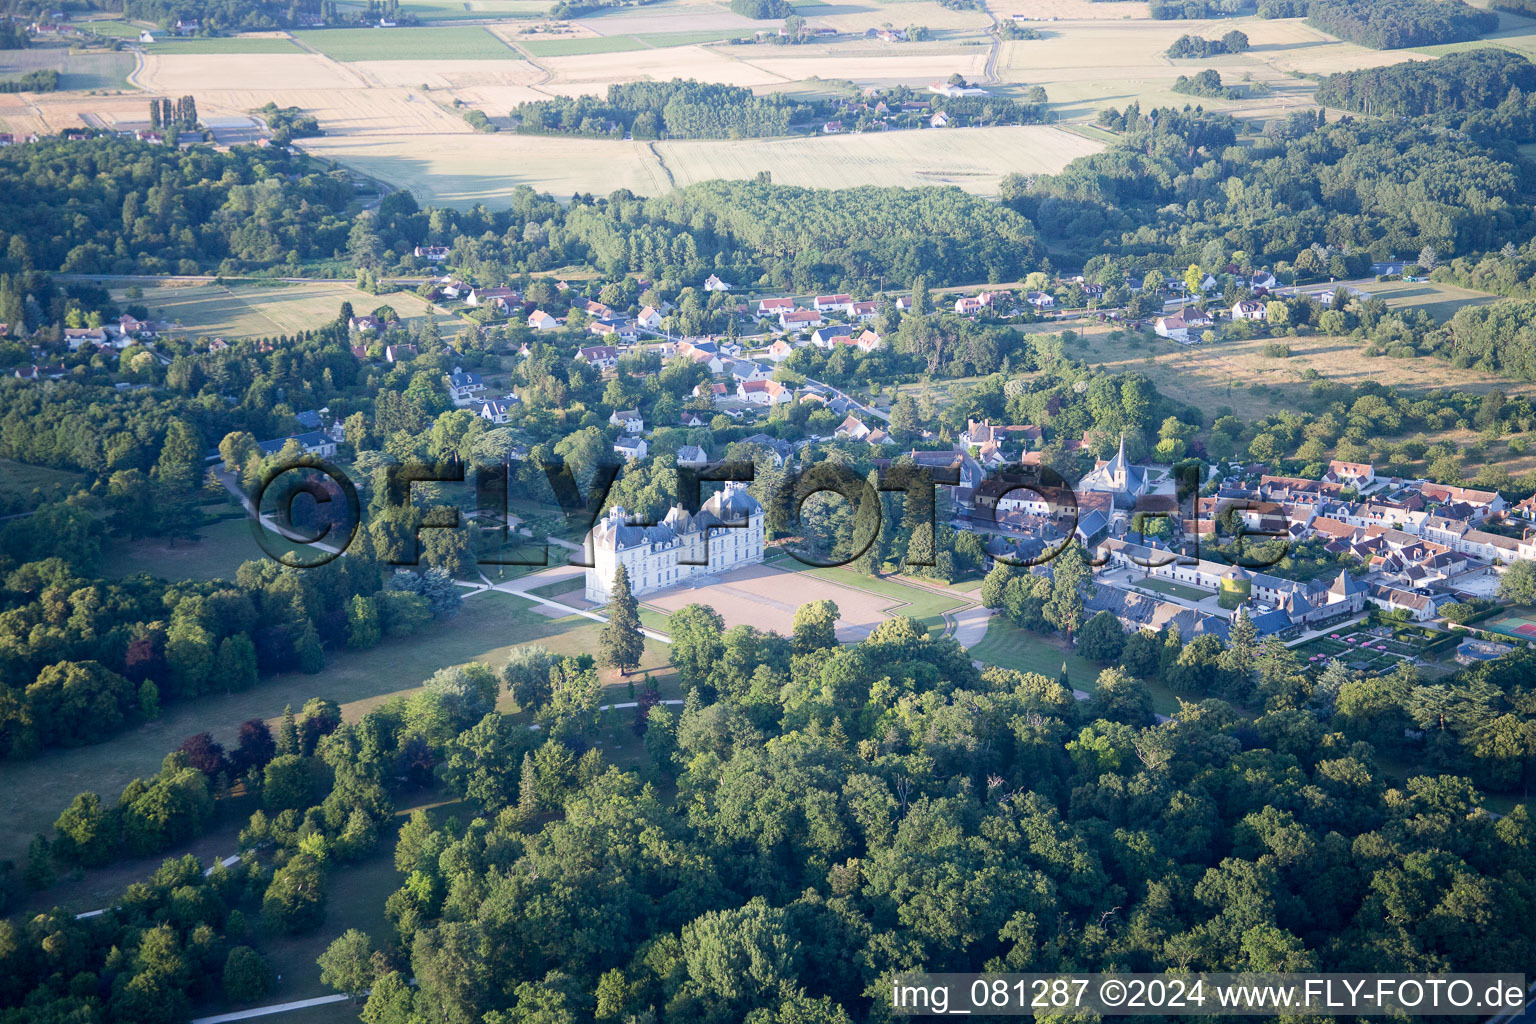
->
[803,376,890,422]
[190,994,352,1024]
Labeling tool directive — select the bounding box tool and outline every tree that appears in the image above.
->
[262,854,327,933]
[223,946,274,1004]
[1044,543,1088,643]
[1499,559,1536,605]
[667,604,728,689]
[888,395,920,441]
[318,929,375,1001]
[600,565,645,675]
[347,595,382,650]
[276,704,299,755]
[1076,610,1126,663]
[792,600,839,653]
[503,643,555,711]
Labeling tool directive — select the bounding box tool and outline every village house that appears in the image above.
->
[703,274,732,292]
[765,339,796,362]
[577,345,619,370]
[476,396,519,424]
[257,431,337,459]
[814,294,854,313]
[63,327,108,351]
[1325,460,1376,490]
[413,245,450,262]
[756,297,794,317]
[676,444,709,467]
[1154,307,1214,343]
[637,306,663,329]
[385,344,416,364]
[445,370,488,406]
[693,381,728,404]
[780,309,824,330]
[850,300,878,321]
[1025,291,1055,309]
[614,436,648,461]
[1232,300,1267,322]
[737,379,793,406]
[609,409,645,434]
[527,309,560,331]
[835,414,871,441]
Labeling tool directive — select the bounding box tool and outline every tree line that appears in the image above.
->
[1315,48,1536,117]
[511,79,821,140]
[1305,0,1497,50]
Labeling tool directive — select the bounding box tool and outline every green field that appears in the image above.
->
[80,19,150,38]
[517,34,650,55]
[968,617,1182,716]
[295,25,522,60]
[107,280,463,339]
[101,516,314,581]
[1369,277,1502,322]
[0,458,84,504]
[146,36,307,54]
[635,29,740,45]
[1134,576,1211,603]
[0,589,678,864]
[59,51,137,90]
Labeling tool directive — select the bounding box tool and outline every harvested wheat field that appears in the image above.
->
[295,132,674,204]
[573,3,769,35]
[136,52,365,93]
[0,93,50,136]
[655,124,1103,194]
[986,0,1152,20]
[347,59,548,89]
[642,563,901,642]
[802,0,992,33]
[539,44,790,88]
[742,50,988,83]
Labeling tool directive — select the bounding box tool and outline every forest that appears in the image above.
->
[0,68,57,93]
[637,180,1042,290]
[729,0,792,16]
[75,0,325,30]
[1007,104,1530,267]
[7,607,1534,1022]
[510,80,821,140]
[0,138,354,275]
[1305,0,1498,50]
[1315,49,1536,118]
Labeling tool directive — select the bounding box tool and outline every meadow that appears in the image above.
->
[294,25,523,61]
[654,124,1105,195]
[107,279,462,338]
[0,459,84,505]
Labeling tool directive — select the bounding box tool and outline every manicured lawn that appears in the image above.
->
[968,617,1183,716]
[1134,576,1211,602]
[518,34,649,56]
[101,516,309,581]
[146,37,306,54]
[81,19,149,38]
[766,554,969,635]
[295,25,522,60]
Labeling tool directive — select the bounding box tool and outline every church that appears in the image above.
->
[1077,434,1156,510]
[585,482,766,603]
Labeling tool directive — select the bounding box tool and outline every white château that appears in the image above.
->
[585,481,766,603]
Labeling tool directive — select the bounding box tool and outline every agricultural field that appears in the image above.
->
[518,34,653,56]
[145,36,307,54]
[571,0,770,35]
[534,42,790,90]
[77,18,150,39]
[297,131,675,202]
[654,124,1105,195]
[1369,277,1505,321]
[106,280,464,339]
[0,45,136,93]
[403,0,549,19]
[294,25,523,61]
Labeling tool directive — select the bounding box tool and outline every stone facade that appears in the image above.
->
[585,482,765,603]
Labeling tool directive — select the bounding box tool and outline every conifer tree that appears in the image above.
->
[600,564,644,676]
